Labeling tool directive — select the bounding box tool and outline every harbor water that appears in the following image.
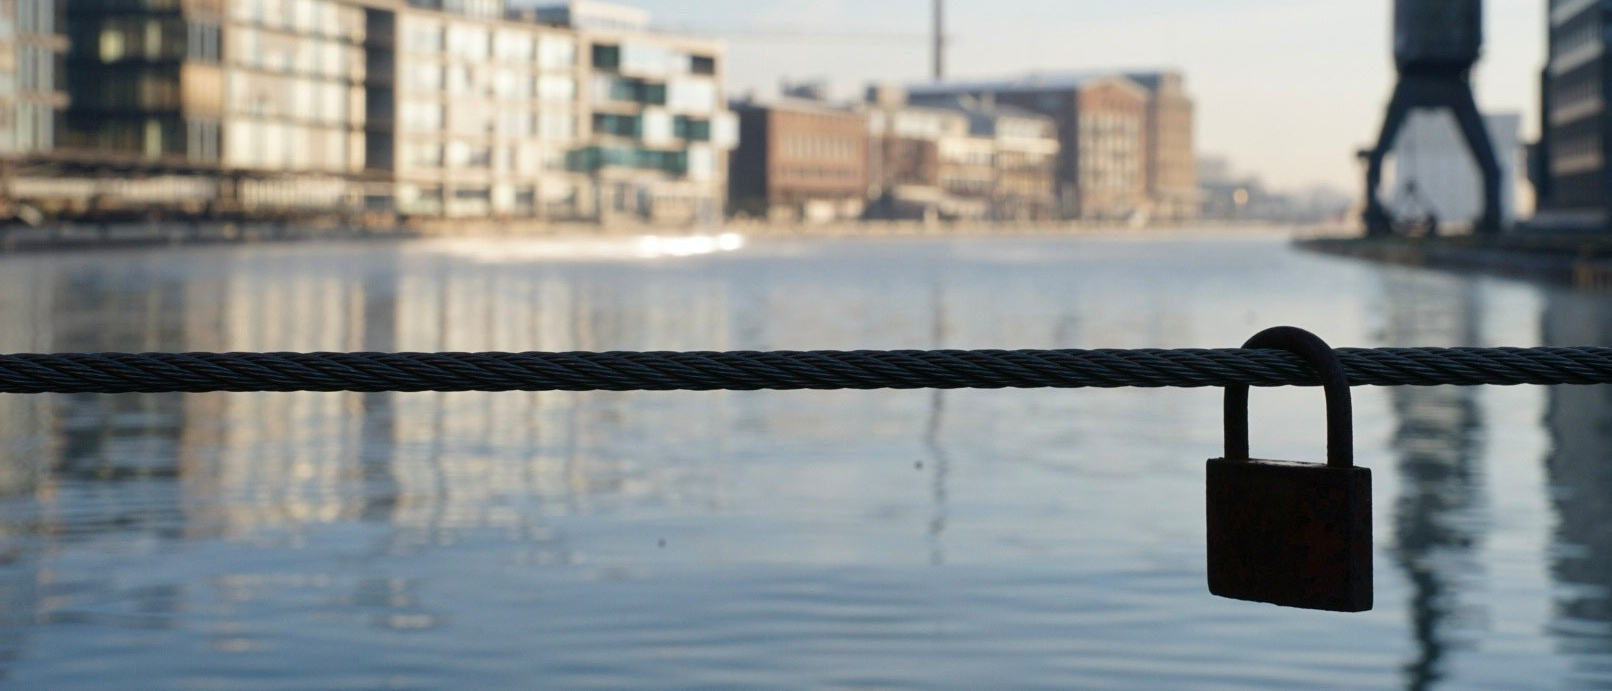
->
[0,231,1603,689]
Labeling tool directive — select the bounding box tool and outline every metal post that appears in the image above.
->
[933,0,945,81]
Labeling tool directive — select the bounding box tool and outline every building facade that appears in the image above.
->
[1126,71,1197,221]
[370,4,589,219]
[729,97,867,222]
[27,0,730,226]
[58,0,368,215]
[1537,0,1610,228]
[978,103,1058,221]
[0,0,65,157]
[865,85,967,220]
[564,2,737,225]
[909,71,1191,222]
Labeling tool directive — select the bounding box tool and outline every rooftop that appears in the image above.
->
[908,70,1176,96]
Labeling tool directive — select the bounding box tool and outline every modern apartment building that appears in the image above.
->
[557,1,737,224]
[729,96,867,222]
[1536,0,1610,228]
[368,3,589,219]
[59,0,368,214]
[910,71,1192,222]
[32,0,729,225]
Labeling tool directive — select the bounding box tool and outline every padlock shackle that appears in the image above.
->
[1224,326,1353,468]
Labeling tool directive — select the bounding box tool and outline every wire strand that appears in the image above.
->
[0,347,1610,394]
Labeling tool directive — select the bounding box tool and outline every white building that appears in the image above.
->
[553,1,738,224]
[1390,111,1525,230]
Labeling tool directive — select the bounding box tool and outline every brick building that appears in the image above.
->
[729,97,867,222]
[1126,71,1197,221]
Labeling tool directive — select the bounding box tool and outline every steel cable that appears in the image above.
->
[1,347,1612,394]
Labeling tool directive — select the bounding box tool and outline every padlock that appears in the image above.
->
[1206,326,1372,612]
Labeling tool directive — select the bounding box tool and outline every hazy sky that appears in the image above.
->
[617,0,1545,193]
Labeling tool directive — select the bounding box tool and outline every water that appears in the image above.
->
[0,231,1600,689]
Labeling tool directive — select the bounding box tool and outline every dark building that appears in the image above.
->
[1537,0,1609,228]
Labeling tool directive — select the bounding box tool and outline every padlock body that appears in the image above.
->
[1206,457,1372,612]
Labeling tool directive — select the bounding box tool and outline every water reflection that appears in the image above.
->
[1542,288,1612,687]
[0,237,1593,688]
[1381,271,1489,691]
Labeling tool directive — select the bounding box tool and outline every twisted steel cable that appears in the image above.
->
[0,347,1610,394]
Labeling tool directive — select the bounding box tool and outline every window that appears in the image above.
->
[405,21,444,55]
[592,44,620,70]
[494,31,534,62]
[539,36,577,69]
[592,113,636,137]
[537,75,575,103]
[447,25,489,61]
[690,55,716,75]
[187,22,221,62]
[674,116,710,141]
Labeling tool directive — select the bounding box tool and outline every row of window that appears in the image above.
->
[591,44,717,78]
[781,134,859,162]
[402,18,577,70]
[399,100,577,140]
[234,27,365,81]
[591,73,718,114]
[229,0,366,43]
[592,112,715,143]
[1551,77,1603,125]
[225,118,360,172]
[566,145,686,174]
[776,166,860,184]
[403,63,575,102]
[1552,134,1603,176]
[399,140,566,175]
[231,73,363,128]
[1552,18,1602,61]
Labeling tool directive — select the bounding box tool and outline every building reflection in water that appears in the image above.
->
[1381,271,1489,691]
[1541,286,1612,687]
[0,245,750,678]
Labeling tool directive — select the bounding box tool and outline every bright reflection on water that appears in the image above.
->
[0,232,1604,688]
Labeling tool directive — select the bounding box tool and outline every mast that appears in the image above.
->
[932,0,945,81]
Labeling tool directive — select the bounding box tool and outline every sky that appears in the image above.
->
[616,0,1546,194]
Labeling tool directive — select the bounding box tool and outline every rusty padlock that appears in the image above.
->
[1206,326,1372,612]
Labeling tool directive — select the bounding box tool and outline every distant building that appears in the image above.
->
[556,2,738,224]
[1537,1,1610,229]
[1197,154,1352,225]
[908,71,1194,222]
[864,85,968,220]
[729,97,867,222]
[919,94,1059,221]
[1125,71,1198,221]
[864,85,1058,222]
[1389,111,1521,230]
